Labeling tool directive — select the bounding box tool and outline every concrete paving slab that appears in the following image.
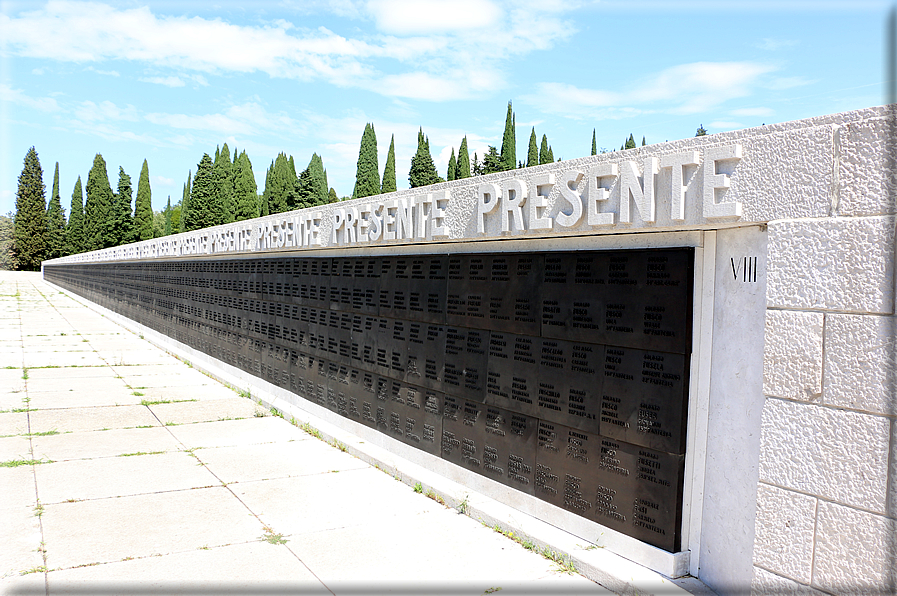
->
[165,417,306,449]
[134,384,240,402]
[0,353,23,368]
[34,451,219,503]
[111,362,212,376]
[196,440,369,484]
[286,508,605,592]
[24,365,112,380]
[43,541,328,592]
[23,352,105,368]
[26,388,144,409]
[146,397,265,425]
[0,436,33,461]
[232,466,444,537]
[0,503,43,580]
[95,350,181,367]
[0,413,30,437]
[40,487,265,570]
[31,426,182,462]
[0,392,27,412]
[28,405,159,434]
[0,467,37,511]
[26,375,131,394]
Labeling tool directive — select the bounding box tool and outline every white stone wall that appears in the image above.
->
[752,111,896,593]
[43,105,897,594]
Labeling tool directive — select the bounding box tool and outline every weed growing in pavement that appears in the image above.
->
[262,528,288,545]
[425,489,446,506]
[254,409,267,417]
[33,504,44,517]
[458,494,469,515]
[331,439,348,452]
[299,421,323,440]
[21,368,28,380]
[413,482,423,494]
[483,589,502,594]
[25,430,59,437]
[140,398,197,406]
[132,391,144,396]
[1,459,52,468]
[118,451,164,457]
[19,566,47,575]
[269,407,284,419]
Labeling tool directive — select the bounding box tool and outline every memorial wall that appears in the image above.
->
[43,106,895,594]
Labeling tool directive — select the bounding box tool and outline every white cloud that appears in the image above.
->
[140,76,185,87]
[0,84,61,112]
[521,61,778,119]
[32,68,44,75]
[731,107,774,117]
[756,38,798,51]
[153,175,174,186]
[1,0,576,102]
[73,100,139,122]
[86,67,120,77]
[367,0,503,34]
[709,121,743,129]
[767,76,816,90]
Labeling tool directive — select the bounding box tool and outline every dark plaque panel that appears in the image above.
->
[44,246,694,554]
[534,421,684,551]
[442,397,537,494]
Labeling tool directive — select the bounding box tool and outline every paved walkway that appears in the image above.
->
[1,271,613,595]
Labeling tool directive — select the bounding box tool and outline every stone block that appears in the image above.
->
[824,313,897,415]
[763,310,823,401]
[752,483,817,583]
[767,216,895,314]
[812,501,897,592]
[752,566,828,595]
[838,114,897,216]
[759,398,890,513]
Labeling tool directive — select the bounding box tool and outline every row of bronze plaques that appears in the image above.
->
[87,250,692,354]
[43,247,693,553]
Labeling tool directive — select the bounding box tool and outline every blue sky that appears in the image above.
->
[1,0,892,216]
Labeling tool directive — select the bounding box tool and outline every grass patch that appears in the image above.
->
[0,458,52,467]
[425,488,446,507]
[262,528,288,545]
[163,421,178,426]
[118,451,164,457]
[330,439,347,452]
[19,566,47,575]
[11,407,36,413]
[25,430,59,437]
[269,407,284,419]
[132,391,145,396]
[299,421,322,440]
[140,398,197,406]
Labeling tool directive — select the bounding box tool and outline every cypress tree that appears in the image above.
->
[409,128,441,188]
[328,188,339,203]
[164,196,172,236]
[642,136,646,146]
[696,125,708,137]
[353,123,380,199]
[214,143,235,224]
[308,154,329,205]
[527,128,539,167]
[482,146,503,174]
[66,176,85,255]
[457,136,471,179]
[263,154,297,214]
[539,135,551,165]
[46,162,66,259]
[592,129,597,156]
[13,147,47,270]
[625,134,636,150]
[134,159,153,241]
[546,145,555,163]
[447,148,457,181]
[381,135,397,193]
[84,154,114,250]
[185,154,217,231]
[112,167,134,246]
[179,171,191,234]
[233,151,259,221]
[499,101,516,171]
[471,153,480,176]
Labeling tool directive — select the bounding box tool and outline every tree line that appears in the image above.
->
[8,101,707,270]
